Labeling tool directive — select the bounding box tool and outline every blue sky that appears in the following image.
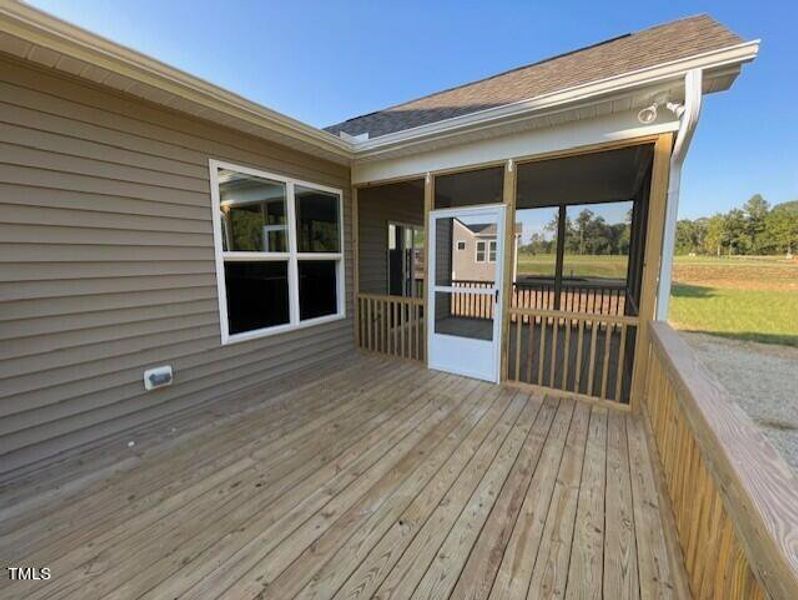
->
[29,0,797,220]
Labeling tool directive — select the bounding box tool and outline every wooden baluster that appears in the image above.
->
[575,319,585,394]
[615,322,628,402]
[514,315,522,381]
[380,300,390,354]
[400,302,405,358]
[358,297,363,348]
[562,318,572,391]
[601,321,612,399]
[526,315,535,383]
[537,315,546,386]
[415,302,420,360]
[549,315,559,387]
[367,298,373,351]
[587,319,598,396]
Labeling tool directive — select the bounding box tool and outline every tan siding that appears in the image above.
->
[0,54,354,474]
[357,181,424,295]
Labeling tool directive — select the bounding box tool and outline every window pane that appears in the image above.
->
[295,186,340,252]
[218,169,287,252]
[298,260,338,320]
[224,261,289,334]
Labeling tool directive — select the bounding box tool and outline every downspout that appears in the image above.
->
[655,68,703,321]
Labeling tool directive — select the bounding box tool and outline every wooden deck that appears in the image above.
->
[0,355,687,599]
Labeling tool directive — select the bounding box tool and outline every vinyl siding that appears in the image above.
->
[0,55,354,474]
[452,221,498,282]
[357,180,424,294]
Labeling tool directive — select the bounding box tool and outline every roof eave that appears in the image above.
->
[351,40,759,160]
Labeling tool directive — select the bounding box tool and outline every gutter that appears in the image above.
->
[656,69,704,320]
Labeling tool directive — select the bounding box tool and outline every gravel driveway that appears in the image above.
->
[680,332,798,472]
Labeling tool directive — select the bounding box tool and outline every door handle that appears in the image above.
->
[495,289,499,303]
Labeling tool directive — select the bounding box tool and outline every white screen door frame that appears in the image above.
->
[427,204,505,383]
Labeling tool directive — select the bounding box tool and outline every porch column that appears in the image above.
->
[630,132,673,410]
[351,186,359,347]
[423,172,433,366]
[499,159,517,382]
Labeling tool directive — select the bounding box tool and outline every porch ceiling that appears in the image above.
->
[1,354,688,599]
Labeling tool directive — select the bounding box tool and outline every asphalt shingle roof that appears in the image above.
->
[325,15,742,139]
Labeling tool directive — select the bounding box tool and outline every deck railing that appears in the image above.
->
[643,322,798,599]
[505,307,638,404]
[449,280,628,318]
[356,293,425,362]
[451,280,494,318]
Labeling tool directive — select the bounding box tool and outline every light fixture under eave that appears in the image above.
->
[637,102,659,124]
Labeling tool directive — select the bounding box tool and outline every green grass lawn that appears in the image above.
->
[669,255,798,346]
[517,253,628,278]
[669,285,798,346]
[516,252,798,346]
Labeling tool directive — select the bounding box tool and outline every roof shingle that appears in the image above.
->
[325,15,742,139]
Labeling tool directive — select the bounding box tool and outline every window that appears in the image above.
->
[475,240,486,262]
[456,241,466,250]
[210,160,345,343]
[488,240,497,263]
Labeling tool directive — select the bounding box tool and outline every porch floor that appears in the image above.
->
[1,355,686,599]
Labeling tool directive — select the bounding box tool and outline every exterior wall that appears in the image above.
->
[357,182,423,295]
[0,55,354,474]
[452,221,496,282]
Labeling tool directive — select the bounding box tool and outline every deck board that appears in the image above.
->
[0,355,686,599]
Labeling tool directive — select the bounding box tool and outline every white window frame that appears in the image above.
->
[488,239,497,263]
[475,240,486,263]
[456,240,466,250]
[209,159,345,345]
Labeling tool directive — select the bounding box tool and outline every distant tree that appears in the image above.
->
[703,214,727,256]
[743,194,770,252]
[765,205,798,255]
[675,219,705,254]
[571,209,594,255]
[724,209,752,255]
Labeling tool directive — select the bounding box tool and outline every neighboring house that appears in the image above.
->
[4,6,796,600]
[451,220,522,282]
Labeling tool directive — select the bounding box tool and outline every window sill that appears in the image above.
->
[221,312,347,346]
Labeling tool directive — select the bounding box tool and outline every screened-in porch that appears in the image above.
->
[353,140,656,405]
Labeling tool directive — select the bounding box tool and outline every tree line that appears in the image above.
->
[676,196,798,256]
[521,208,630,256]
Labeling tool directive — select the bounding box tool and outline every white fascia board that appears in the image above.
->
[351,40,759,158]
[352,111,679,184]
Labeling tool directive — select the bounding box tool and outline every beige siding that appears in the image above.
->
[0,55,354,474]
[357,181,423,294]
